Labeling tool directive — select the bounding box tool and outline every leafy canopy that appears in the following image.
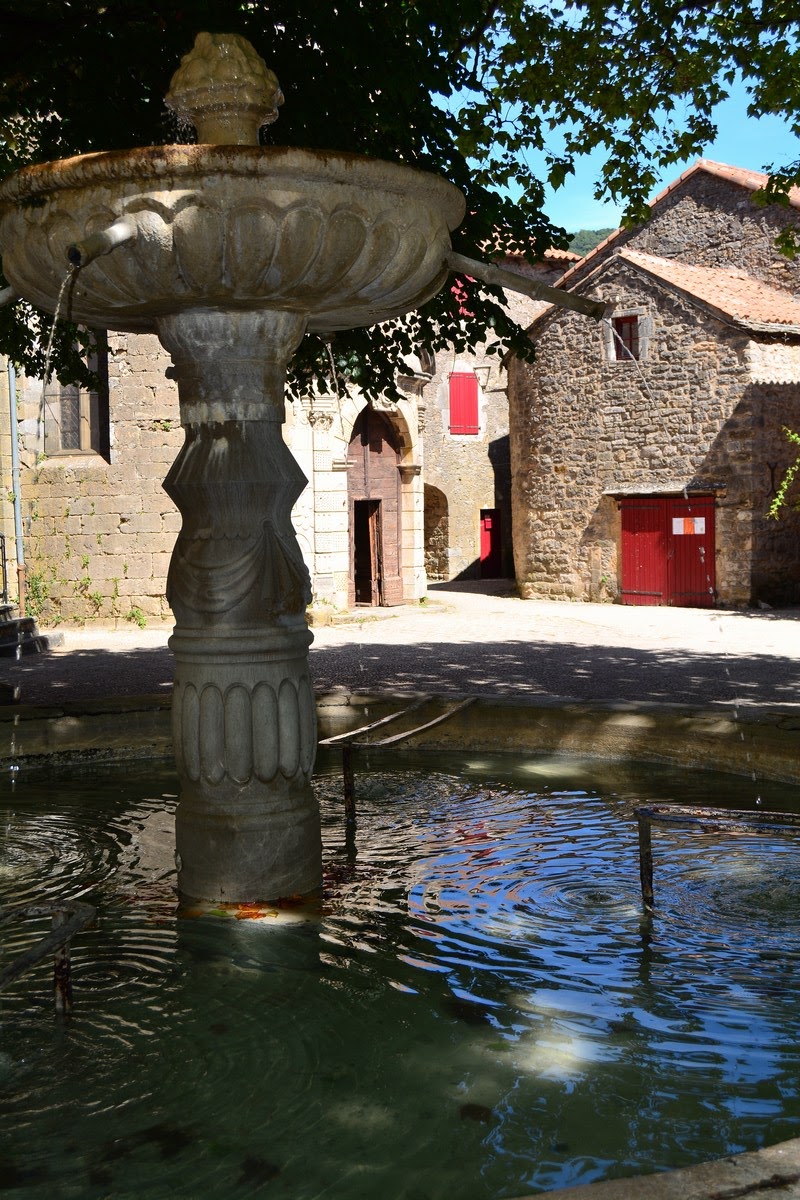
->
[0,0,798,396]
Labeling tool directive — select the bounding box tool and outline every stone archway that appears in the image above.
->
[346,407,404,606]
[424,484,449,581]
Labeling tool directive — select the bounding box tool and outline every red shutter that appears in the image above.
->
[449,372,479,435]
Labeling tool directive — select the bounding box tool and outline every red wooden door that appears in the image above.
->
[666,496,715,608]
[480,508,502,578]
[620,499,667,605]
[620,496,715,608]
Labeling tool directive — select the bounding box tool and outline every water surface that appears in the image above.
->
[1,752,799,1198]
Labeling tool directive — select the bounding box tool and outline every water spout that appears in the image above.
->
[446,250,607,320]
[66,216,137,269]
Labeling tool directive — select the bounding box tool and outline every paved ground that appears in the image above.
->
[5,579,800,709]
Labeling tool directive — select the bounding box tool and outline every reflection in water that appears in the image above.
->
[1,754,800,1198]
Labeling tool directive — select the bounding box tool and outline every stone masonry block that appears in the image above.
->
[117,554,153,580]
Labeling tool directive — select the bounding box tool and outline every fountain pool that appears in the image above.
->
[3,750,800,1199]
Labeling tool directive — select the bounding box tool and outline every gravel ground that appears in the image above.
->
[5,579,800,709]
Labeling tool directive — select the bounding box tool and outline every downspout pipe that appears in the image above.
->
[446,251,607,320]
[66,216,137,269]
[6,361,25,615]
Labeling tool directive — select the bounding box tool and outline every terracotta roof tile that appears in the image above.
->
[543,247,581,262]
[618,249,800,331]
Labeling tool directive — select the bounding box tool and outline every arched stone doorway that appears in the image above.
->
[347,407,404,606]
[424,484,449,581]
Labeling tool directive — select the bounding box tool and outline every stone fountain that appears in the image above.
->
[0,33,603,905]
[0,33,468,904]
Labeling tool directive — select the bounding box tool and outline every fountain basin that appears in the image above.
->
[0,144,464,332]
[3,750,800,1199]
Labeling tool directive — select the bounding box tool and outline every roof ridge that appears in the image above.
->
[554,159,800,291]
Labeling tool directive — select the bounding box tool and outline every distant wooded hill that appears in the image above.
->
[568,228,617,256]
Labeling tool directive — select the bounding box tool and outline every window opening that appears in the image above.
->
[43,331,110,459]
[612,315,640,361]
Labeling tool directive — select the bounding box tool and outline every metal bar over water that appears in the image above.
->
[0,901,96,1013]
[352,697,477,749]
[634,804,800,912]
[322,696,477,818]
[318,695,432,747]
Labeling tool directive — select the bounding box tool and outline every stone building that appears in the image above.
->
[416,248,575,583]
[0,334,181,625]
[508,160,800,608]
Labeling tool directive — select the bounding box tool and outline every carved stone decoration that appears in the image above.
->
[160,306,320,902]
[165,32,284,145]
[307,410,334,431]
[0,156,463,335]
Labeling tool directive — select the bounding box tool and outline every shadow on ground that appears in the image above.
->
[3,638,798,709]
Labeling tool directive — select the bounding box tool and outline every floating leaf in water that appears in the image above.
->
[234,904,265,920]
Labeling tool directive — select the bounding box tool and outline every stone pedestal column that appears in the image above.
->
[157,309,320,903]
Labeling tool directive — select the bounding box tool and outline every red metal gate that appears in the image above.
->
[620,495,715,608]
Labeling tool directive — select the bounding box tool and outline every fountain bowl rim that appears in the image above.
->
[0,143,466,228]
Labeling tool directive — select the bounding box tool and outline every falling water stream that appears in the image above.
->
[2,751,800,1199]
[37,268,77,435]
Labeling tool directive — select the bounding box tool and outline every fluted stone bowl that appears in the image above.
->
[0,145,465,333]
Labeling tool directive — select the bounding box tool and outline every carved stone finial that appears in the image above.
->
[165,32,283,146]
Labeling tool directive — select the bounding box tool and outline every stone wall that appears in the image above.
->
[0,256,545,622]
[600,171,800,290]
[509,170,800,608]
[509,255,800,606]
[417,350,513,580]
[4,333,181,625]
[416,280,545,582]
[0,333,425,624]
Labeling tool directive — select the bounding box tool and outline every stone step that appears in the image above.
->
[0,615,64,659]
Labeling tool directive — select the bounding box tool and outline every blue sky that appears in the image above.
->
[534,83,800,234]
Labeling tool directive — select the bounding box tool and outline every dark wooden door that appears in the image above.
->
[347,409,403,606]
[353,500,383,605]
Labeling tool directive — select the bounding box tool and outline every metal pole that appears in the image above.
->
[637,813,654,911]
[52,909,73,1015]
[6,361,26,615]
[342,745,356,824]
